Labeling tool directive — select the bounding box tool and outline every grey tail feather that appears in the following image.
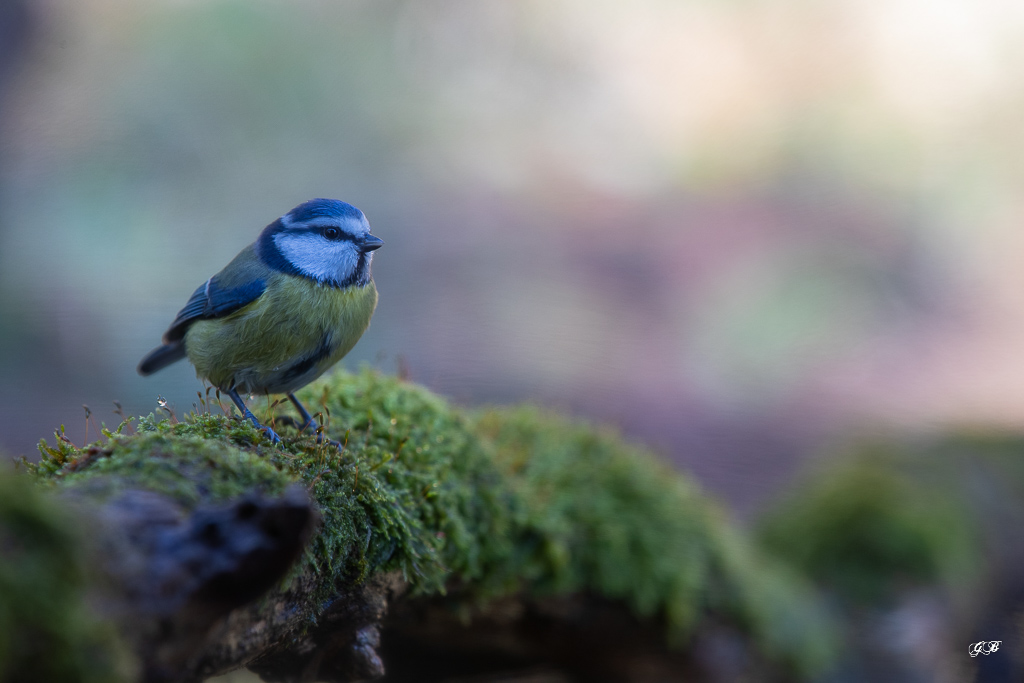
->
[138,343,187,376]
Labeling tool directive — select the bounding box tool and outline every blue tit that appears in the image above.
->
[138,198,383,445]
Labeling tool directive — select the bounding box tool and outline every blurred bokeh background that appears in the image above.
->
[3,0,1024,519]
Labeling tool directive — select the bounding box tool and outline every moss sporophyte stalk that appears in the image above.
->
[24,368,837,675]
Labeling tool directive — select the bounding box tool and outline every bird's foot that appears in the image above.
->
[274,415,320,438]
[316,434,344,450]
[272,415,303,430]
[225,388,285,448]
[269,425,346,450]
[260,425,283,445]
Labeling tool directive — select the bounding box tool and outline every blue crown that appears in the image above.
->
[286,198,363,223]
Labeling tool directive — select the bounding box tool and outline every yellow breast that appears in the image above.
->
[184,274,378,394]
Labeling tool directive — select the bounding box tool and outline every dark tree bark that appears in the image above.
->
[59,484,725,683]
[69,486,318,682]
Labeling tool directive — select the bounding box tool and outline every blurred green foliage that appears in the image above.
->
[0,469,129,683]
[757,443,984,606]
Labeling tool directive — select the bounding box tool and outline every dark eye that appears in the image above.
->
[323,227,341,240]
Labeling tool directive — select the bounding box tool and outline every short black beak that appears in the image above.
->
[360,234,384,252]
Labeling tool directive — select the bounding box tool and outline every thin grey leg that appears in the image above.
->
[286,393,315,433]
[286,392,342,449]
[227,388,282,445]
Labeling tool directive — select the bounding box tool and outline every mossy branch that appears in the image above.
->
[7,370,836,682]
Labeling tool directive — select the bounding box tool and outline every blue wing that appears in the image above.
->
[138,276,265,376]
[163,275,266,343]
[139,245,269,376]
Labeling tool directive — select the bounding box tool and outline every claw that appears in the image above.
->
[224,390,343,450]
[316,434,344,450]
[272,407,340,448]
[260,425,283,444]
[273,415,302,430]
[226,388,285,448]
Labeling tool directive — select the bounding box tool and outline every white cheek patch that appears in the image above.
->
[273,232,360,284]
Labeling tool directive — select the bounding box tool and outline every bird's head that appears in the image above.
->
[258,199,383,288]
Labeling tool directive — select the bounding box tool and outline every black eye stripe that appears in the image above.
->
[318,226,354,242]
[282,223,358,242]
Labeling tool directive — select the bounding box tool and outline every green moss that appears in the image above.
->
[477,407,836,674]
[0,469,130,683]
[32,371,514,599]
[479,407,717,621]
[36,428,292,507]
[291,370,514,592]
[30,368,836,675]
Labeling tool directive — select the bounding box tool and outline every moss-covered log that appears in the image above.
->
[10,370,837,682]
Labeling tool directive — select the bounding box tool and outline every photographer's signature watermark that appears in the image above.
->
[969,641,1002,657]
